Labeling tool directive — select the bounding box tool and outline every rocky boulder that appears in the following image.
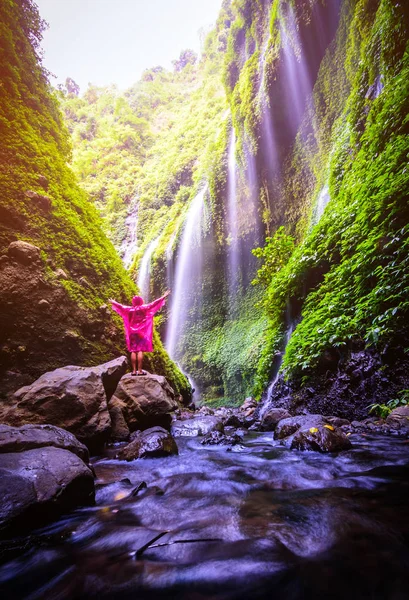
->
[200,430,243,446]
[260,408,292,431]
[171,416,224,437]
[275,414,327,440]
[108,397,131,442]
[0,424,95,534]
[2,357,128,451]
[290,424,352,453]
[239,397,257,417]
[108,372,178,433]
[117,426,178,461]
[7,240,41,265]
[0,423,89,464]
[386,406,409,430]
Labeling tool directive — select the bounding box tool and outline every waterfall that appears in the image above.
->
[166,186,207,359]
[120,200,138,268]
[259,305,296,419]
[227,128,240,303]
[166,230,178,290]
[137,236,160,302]
[258,38,280,175]
[314,184,330,223]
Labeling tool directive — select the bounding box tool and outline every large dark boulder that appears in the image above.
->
[2,357,127,451]
[0,446,94,533]
[0,423,89,464]
[275,415,326,440]
[117,426,178,460]
[290,424,352,453]
[260,408,292,431]
[109,373,178,432]
[171,416,224,437]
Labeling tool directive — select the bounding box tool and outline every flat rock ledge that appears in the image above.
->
[0,424,94,535]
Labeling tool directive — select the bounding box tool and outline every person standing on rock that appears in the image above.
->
[109,291,170,376]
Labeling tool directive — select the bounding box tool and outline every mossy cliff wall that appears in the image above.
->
[0,0,190,400]
[57,0,409,414]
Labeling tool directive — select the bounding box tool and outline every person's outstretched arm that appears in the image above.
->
[109,298,130,318]
[144,290,170,314]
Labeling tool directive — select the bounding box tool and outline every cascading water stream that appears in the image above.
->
[314,184,331,224]
[166,186,207,360]
[258,38,280,175]
[137,237,160,302]
[259,305,297,419]
[166,231,178,290]
[227,128,240,304]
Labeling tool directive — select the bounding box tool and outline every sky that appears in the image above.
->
[36,0,223,93]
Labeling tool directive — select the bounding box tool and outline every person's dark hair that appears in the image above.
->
[132,295,144,306]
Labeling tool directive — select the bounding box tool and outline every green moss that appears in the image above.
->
[258,0,409,386]
[0,0,191,399]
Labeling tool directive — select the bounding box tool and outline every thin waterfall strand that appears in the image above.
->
[166,186,207,359]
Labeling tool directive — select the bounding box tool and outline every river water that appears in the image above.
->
[2,432,409,599]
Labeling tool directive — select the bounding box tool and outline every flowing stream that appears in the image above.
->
[2,432,409,599]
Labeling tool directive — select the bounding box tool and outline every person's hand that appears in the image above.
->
[164,290,171,297]
[108,298,115,303]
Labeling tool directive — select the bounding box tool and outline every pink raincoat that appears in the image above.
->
[111,295,167,352]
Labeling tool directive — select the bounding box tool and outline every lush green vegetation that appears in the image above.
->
[255,0,409,395]
[54,0,409,407]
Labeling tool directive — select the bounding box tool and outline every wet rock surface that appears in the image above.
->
[117,427,178,460]
[2,357,127,451]
[109,372,179,433]
[0,446,94,534]
[260,408,292,431]
[171,415,224,437]
[0,423,89,464]
[386,406,409,430]
[200,429,243,446]
[290,424,352,452]
[274,414,327,440]
[267,348,409,421]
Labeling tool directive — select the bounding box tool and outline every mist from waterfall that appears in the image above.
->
[258,39,280,175]
[281,8,312,126]
[137,237,159,302]
[166,186,207,360]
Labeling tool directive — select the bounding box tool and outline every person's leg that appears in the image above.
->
[137,351,144,373]
[131,352,137,374]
